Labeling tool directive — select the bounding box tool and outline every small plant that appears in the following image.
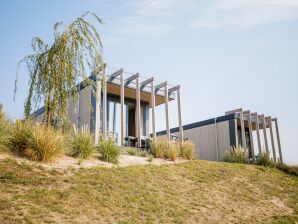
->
[180,140,195,160]
[9,120,64,162]
[167,141,179,161]
[9,120,33,156]
[223,145,248,163]
[97,139,119,164]
[25,125,65,163]
[126,147,137,156]
[0,105,11,152]
[147,154,153,162]
[256,151,271,166]
[70,125,95,159]
[152,137,168,159]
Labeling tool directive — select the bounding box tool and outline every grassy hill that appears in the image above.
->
[0,158,297,223]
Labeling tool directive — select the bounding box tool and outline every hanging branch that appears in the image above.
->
[15,12,104,127]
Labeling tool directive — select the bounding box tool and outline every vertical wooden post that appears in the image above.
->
[254,114,262,155]
[164,82,170,140]
[268,117,277,162]
[94,72,101,145]
[273,118,283,163]
[177,87,184,142]
[136,75,141,147]
[240,111,246,149]
[120,70,125,146]
[247,113,255,161]
[151,81,156,142]
[102,64,107,141]
[262,115,269,153]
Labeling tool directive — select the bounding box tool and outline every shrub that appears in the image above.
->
[9,120,64,162]
[126,147,137,156]
[180,141,195,160]
[70,125,95,159]
[9,120,33,156]
[223,145,248,163]
[274,163,298,176]
[256,151,272,166]
[26,126,65,163]
[0,106,11,152]
[167,141,179,161]
[152,137,168,159]
[97,139,119,164]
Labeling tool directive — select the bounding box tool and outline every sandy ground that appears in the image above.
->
[0,153,187,170]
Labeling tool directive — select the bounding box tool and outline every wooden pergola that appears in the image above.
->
[225,108,283,163]
[94,64,184,147]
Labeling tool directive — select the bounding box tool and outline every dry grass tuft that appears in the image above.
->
[180,140,195,160]
[9,120,64,163]
[97,139,119,164]
[223,145,248,163]
[70,125,95,159]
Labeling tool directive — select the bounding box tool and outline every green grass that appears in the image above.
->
[0,158,297,223]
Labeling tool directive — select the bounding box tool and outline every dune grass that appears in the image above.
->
[0,158,297,223]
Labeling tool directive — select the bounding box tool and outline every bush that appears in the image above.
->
[9,120,33,156]
[152,137,180,161]
[223,145,248,163]
[256,151,272,166]
[167,142,179,161]
[97,139,119,164]
[0,106,11,152]
[152,137,168,159]
[70,125,95,159]
[180,141,195,160]
[26,126,64,162]
[274,163,298,176]
[9,120,64,162]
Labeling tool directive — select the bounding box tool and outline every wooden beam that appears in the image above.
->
[136,76,141,147]
[252,113,262,155]
[168,85,180,94]
[125,73,139,86]
[260,115,269,153]
[177,87,183,141]
[151,81,156,142]
[225,108,243,115]
[94,73,101,145]
[239,111,246,149]
[267,116,277,162]
[140,77,154,91]
[247,112,255,161]
[155,81,167,92]
[120,72,125,146]
[107,68,123,82]
[102,64,107,140]
[272,118,283,163]
[164,82,170,140]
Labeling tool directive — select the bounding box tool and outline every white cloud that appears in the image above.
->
[190,0,298,28]
[128,0,298,29]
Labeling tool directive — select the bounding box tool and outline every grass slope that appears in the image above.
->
[0,159,297,224]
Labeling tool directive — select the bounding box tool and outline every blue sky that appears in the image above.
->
[0,0,297,164]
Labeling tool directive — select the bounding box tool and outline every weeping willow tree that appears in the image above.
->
[15,12,104,127]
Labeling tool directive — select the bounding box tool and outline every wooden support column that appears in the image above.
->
[136,75,141,147]
[94,72,102,145]
[177,87,183,142]
[150,81,156,142]
[120,70,125,146]
[268,116,277,162]
[254,113,262,155]
[273,118,283,163]
[164,82,170,140]
[246,112,255,161]
[261,115,269,153]
[239,111,246,149]
[169,85,183,142]
[102,64,107,141]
